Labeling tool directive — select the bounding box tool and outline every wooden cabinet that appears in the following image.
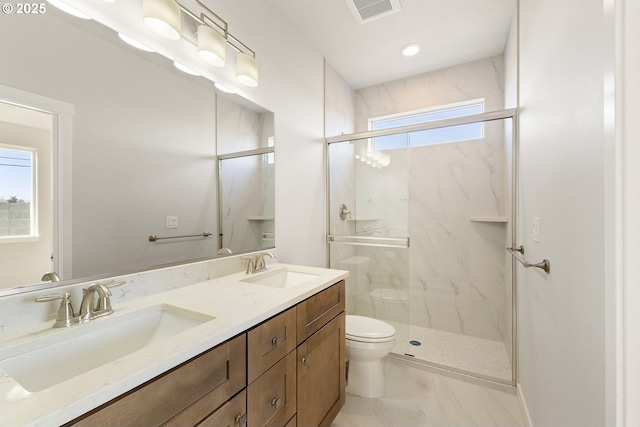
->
[247,350,297,427]
[67,334,246,427]
[66,280,345,427]
[296,281,345,427]
[248,280,345,427]
[297,280,345,344]
[247,307,297,383]
[196,390,246,427]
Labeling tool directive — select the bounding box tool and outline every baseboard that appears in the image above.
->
[517,383,534,427]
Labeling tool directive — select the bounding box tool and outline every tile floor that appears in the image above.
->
[390,322,513,382]
[331,358,526,427]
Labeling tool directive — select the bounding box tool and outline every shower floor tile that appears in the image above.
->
[389,322,513,382]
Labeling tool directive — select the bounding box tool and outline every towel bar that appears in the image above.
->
[507,245,550,274]
[148,232,212,242]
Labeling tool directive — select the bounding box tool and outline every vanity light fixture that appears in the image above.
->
[143,0,182,41]
[197,24,226,67]
[402,42,421,57]
[46,0,91,19]
[236,52,259,88]
[141,0,259,87]
[118,33,155,53]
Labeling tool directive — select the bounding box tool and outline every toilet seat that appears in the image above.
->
[346,315,396,343]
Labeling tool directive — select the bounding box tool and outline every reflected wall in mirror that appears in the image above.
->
[0,9,274,292]
[217,96,275,254]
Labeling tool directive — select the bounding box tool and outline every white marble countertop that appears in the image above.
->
[0,263,348,427]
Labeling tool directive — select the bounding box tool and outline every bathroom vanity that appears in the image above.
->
[0,262,347,427]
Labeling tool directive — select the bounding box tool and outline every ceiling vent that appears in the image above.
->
[345,0,402,25]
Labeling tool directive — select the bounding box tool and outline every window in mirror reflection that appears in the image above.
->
[0,146,34,238]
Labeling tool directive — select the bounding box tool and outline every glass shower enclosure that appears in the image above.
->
[327,110,517,385]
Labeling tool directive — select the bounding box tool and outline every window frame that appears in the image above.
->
[368,98,485,150]
[0,143,38,243]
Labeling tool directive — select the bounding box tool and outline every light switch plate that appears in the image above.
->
[533,217,540,243]
[166,216,178,229]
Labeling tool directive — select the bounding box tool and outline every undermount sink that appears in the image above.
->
[241,266,320,288]
[0,304,214,392]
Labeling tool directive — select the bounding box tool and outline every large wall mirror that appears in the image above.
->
[0,8,274,293]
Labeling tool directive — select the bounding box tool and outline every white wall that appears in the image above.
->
[202,2,327,267]
[518,0,608,425]
[621,0,640,424]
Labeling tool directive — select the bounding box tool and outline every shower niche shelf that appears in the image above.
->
[470,217,508,223]
[247,216,274,221]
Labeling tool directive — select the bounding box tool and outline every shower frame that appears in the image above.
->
[325,108,519,386]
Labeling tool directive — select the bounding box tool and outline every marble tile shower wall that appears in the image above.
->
[217,97,274,251]
[336,55,509,342]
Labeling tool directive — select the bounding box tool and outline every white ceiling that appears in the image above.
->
[266,0,516,89]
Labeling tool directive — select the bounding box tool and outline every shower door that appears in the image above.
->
[328,137,411,348]
[327,111,517,385]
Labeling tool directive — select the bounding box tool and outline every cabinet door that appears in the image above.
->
[69,334,246,427]
[297,281,345,344]
[247,350,297,427]
[248,307,297,383]
[297,312,345,427]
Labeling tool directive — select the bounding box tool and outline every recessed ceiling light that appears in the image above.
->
[402,43,421,57]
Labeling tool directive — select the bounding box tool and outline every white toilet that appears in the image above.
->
[345,315,396,398]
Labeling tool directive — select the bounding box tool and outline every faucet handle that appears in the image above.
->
[101,279,126,289]
[242,256,256,274]
[35,292,78,328]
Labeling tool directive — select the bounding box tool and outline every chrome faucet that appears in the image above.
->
[254,251,275,273]
[35,280,125,328]
[243,251,276,274]
[78,283,113,322]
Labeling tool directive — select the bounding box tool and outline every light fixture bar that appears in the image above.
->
[226,33,255,57]
[144,0,259,87]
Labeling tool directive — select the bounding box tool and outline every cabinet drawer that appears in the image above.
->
[297,281,345,344]
[297,312,345,427]
[197,390,247,427]
[247,350,297,427]
[248,307,297,383]
[69,334,246,427]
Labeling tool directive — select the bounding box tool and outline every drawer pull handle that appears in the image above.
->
[301,357,309,366]
[234,413,247,426]
[271,397,282,409]
[271,336,282,347]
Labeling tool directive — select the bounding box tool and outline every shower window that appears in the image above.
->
[369,99,484,150]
